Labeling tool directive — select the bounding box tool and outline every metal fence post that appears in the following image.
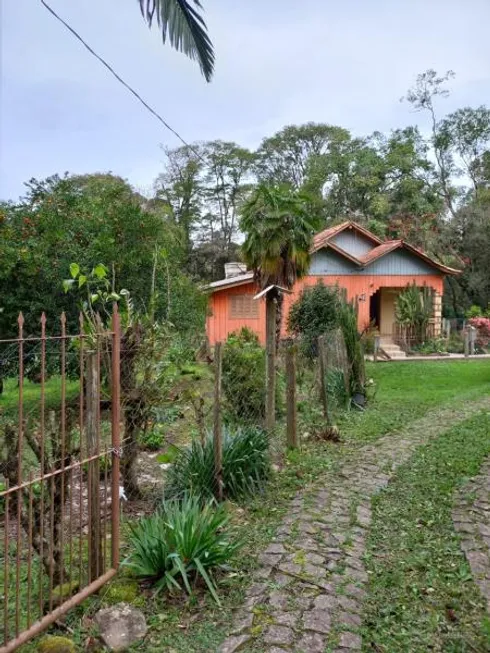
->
[213,342,223,502]
[469,326,476,356]
[265,298,277,433]
[286,339,298,449]
[86,351,102,583]
[111,305,121,570]
[374,335,380,363]
[464,328,470,358]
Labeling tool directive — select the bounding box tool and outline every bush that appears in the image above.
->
[338,302,366,395]
[140,427,165,452]
[410,338,448,355]
[446,332,465,354]
[126,496,240,603]
[288,281,342,357]
[165,426,270,502]
[465,305,484,319]
[468,317,490,350]
[222,328,266,422]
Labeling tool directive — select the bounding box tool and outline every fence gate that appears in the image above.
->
[0,309,121,652]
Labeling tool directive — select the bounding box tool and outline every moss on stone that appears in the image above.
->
[104,579,140,605]
[37,635,76,653]
[50,581,79,607]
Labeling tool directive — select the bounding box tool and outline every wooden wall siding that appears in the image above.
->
[363,249,438,275]
[206,274,445,344]
[330,230,374,256]
[310,249,359,275]
[206,282,266,345]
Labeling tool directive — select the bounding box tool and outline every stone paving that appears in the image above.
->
[218,397,490,653]
[453,457,490,614]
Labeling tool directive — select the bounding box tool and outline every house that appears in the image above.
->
[205,221,460,346]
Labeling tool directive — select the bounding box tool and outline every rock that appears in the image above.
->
[313,593,337,610]
[339,631,362,649]
[38,636,76,653]
[218,634,251,653]
[269,590,289,610]
[303,608,331,634]
[263,625,294,646]
[95,602,147,651]
[296,632,325,653]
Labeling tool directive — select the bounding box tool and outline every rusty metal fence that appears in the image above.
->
[0,309,121,652]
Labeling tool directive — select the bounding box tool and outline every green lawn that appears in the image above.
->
[363,411,490,652]
[340,359,490,442]
[0,376,80,418]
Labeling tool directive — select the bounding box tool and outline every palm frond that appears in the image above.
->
[139,0,215,82]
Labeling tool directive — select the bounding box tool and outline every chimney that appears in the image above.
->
[224,262,247,278]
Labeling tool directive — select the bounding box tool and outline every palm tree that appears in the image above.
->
[139,0,215,81]
[240,183,318,339]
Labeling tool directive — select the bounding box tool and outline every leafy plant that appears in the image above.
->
[222,328,267,422]
[165,426,270,502]
[288,281,342,358]
[410,338,448,355]
[395,283,433,344]
[338,301,366,395]
[125,496,239,604]
[465,304,484,319]
[140,427,165,452]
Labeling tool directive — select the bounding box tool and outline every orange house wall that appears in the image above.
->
[206,274,444,345]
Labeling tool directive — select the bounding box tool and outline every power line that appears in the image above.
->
[40,0,205,162]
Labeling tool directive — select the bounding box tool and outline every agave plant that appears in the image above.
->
[395,283,433,344]
[126,495,240,603]
[165,426,270,502]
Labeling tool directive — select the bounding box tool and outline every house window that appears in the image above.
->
[229,295,259,319]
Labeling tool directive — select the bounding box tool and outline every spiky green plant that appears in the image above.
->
[338,301,366,395]
[126,496,239,603]
[395,283,433,344]
[165,426,270,501]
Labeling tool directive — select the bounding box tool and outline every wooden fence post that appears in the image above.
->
[213,342,223,502]
[318,335,330,423]
[86,352,103,583]
[469,326,476,356]
[265,298,277,433]
[373,335,380,363]
[286,339,298,449]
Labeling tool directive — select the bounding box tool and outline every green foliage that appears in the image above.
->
[103,579,140,605]
[126,496,240,604]
[465,304,490,318]
[165,426,270,502]
[409,338,448,355]
[338,302,366,395]
[395,283,433,342]
[140,427,166,452]
[222,328,266,422]
[138,0,215,82]
[240,183,319,290]
[288,281,342,357]
[446,332,465,354]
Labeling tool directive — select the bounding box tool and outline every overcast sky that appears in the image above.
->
[1,0,489,201]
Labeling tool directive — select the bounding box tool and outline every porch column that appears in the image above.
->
[433,290,442,336]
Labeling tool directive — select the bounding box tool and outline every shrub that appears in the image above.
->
[222,328,266,422]
[446,332,465,354]
[465,305,483,319]
[410,338,448,355]
[468,317,490,350]
[126,496,240,603]
[338,302,366,395]
[140,427,165,452]
[395,283,433,343]
[288,281,342,357]
[165,426,270,502]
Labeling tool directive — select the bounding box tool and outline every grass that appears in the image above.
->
[363,411,490,652]
[0,376,79,418]
[339,359,490,443]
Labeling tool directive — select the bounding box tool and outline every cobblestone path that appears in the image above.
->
[453,457,490,614]
[219,397,490,653]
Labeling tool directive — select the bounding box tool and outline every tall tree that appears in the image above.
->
[138,0,214,81]
[240,183,318,337]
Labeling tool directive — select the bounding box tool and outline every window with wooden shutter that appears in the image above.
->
[229,295,259,319]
